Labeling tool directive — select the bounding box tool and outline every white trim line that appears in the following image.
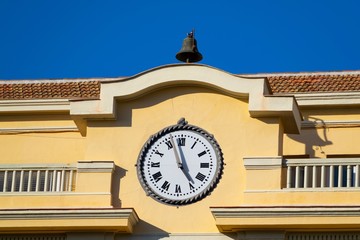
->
[77,161,115,173]
[0,208,139,233]
[0,208,138,220]
[0,192,111,196]
[244,188,360,193]
[0,99,70,113]
[286,92,360,107]
[243,156,282,170]
[211,206,360,218]
[0,163,76,170]
[0,126,78,134]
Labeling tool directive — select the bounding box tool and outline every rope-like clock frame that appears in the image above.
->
[137,118,224,205]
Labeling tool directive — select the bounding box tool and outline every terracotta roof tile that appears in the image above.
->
[266,72,360,94]
[1,71,360,100]
[0,81,100,100]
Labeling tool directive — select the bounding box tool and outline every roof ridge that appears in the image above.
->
[0,77,127,84]
[241,70,360,78]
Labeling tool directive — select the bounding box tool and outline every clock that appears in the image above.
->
[137,118,223,205]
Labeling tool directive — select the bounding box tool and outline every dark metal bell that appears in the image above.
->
[176,31,203,63]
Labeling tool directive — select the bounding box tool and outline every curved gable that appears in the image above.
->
[70,64,301,133]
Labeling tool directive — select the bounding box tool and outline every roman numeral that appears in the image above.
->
[200,163,209,168]
[152,171,163,182]
[151,162,160,167]
[191,141,198,149]
[198,150,207,157]
[154,150,164,157]
[195,172,206,182]
[165,140,173,150]
[175,184,182,193]
[189,182,195,190]
[177,138,186,146]
[161,181,170,191]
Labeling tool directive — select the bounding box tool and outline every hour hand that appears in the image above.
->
[170,134,182,168]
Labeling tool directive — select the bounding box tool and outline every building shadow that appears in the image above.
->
[115,220,170,240]
[111,165,127,207]
[287,117,333,157]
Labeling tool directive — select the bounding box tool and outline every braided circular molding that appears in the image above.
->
[137,118,224,205]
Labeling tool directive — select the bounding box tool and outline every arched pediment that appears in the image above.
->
[70,64,301,133]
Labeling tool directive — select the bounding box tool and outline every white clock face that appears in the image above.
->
[137,121,223,205]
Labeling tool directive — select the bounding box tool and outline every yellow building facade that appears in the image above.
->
[1,64,360,240]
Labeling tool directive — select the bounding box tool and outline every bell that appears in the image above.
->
[176,31,203,63]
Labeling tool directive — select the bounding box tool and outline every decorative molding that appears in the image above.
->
[77,161,115,173]
[245,188,360,193]
[211,206,360,232]
[0,208,139,233]
[211,206,360,218]
[0,99,70,113]
[70,64,301,134]
[292,92,360,107]
[302,120,360,129]
[0,208,137,220]
[243,156,283,170]
[0,163,76,170]
[0,126,78,134]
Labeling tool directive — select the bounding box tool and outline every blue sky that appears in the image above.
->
[1,0,360,80]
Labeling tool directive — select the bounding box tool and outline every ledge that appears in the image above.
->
[290,92,360,107]
[243,156,282,170]
[0,99,70,114]
[0,208,139,233]
[211,206,360,232]
[77,161,115,173]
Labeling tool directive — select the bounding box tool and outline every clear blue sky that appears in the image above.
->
[1,0,360,80]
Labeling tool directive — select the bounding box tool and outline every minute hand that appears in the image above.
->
[170,134,182,168]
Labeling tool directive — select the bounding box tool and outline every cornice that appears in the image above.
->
[0,208,137,220]
[70,64,301,133]
[211,206,360,218]
[211,206,360,232]
[283,92,360,107]
[0,208,139,233]
[0,99,70,114]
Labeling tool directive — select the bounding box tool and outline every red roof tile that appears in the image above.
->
[0,81,100,100]
[1,71,360,100]
[265,72,360,94]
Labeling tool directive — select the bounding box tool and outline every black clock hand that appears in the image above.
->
[178,143,194,183]
[169,134,183,168]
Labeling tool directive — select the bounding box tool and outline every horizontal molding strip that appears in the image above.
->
[0,126,79,134]
[0,208,139,233]
[211,206,360,218]
[0,99,70,113]
[302,120,360,129]
[0,163,76,169]
[0,192,111,196]
[0,208,137,220]
[294,92,360,107]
